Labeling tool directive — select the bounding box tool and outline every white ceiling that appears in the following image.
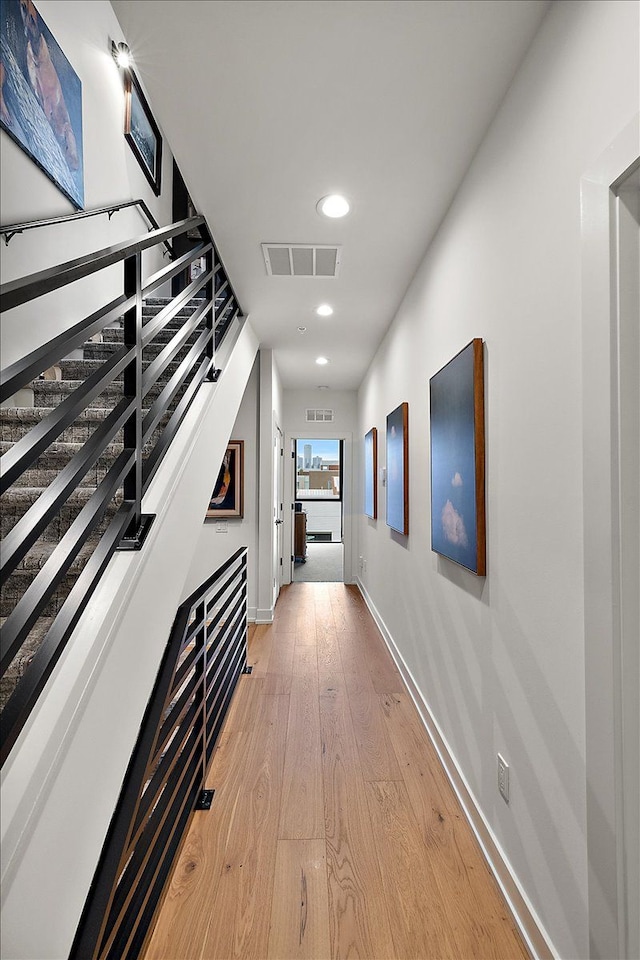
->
[111,0,550,391]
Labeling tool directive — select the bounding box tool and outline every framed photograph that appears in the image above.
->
[124,68,162,195]
[0,0,84,207]
[364,427,378,519]
[206,441,244,519]
[386,403,409,535]
[429,338,485,575]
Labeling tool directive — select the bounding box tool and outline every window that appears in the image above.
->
[296,439,342,500]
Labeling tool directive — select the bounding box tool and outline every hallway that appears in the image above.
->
[144,583,529,959]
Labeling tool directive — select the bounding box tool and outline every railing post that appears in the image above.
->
[199,223,215,380]
[118,251,155,550]
[195,598,214,810]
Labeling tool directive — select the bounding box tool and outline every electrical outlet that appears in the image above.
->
[215,521,228,534]
[497,753,510,803]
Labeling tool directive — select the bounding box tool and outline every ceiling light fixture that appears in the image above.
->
[316,194,350,219]
[316,356,329,365]
[297,326,307,333]
[111,40,132,69]
[316,304,333,317]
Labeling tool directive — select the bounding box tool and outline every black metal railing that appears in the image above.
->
[0,214,243,764]
[70,547,248,960]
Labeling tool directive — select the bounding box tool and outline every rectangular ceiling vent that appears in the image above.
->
[262,244,341,278]
[306,408,334,422]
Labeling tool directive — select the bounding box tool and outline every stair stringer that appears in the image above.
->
[0,319,259,960]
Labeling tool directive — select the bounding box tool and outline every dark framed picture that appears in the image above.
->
[124,69,162,195]
[429,339,485,575]
[386,403,409,535]
[206,441,244,519]
[364,427,378,519]
[0,0,84,207]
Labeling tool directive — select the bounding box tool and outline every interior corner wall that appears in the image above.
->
[282,389,358,583]
[256,348,284,621]
[0,0,175,368]
[356,3,639,959]
[183,355,260,618]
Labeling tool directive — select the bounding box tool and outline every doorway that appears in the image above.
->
[292,437,343,582]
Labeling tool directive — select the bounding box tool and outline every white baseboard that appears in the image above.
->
[356,577,558,960]
[247,606,257,623]
[255,606,274,624]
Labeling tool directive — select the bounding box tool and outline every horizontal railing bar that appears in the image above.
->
[141,334,210,445]
[103,728,202,953]
[0,217,203,312]
[212,243,243,324]
[205,635,246,752]
[0,501,135,765]
[171,639,201,697]
[109,751,202,960]
[141,358,211,493]
[132,696,200,840]
[0,345,134,495]
[0,450,134,674]
[156,673,200,759]
[140,271,210,349]
[214,276,229,298]
[0,295,133,402]
[180,548,247,616]
[1,398,134,585]
[141,301,211,397]
[183,564,244,646]
[142,241,211,299]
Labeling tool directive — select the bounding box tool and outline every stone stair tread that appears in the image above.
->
[12,538,99,573]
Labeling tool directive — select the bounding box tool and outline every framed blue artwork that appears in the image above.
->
[0,0,84,207]
[364,426,377,519]
[386,402,408,535]
[124,68,162,196]
[429,339,485,575]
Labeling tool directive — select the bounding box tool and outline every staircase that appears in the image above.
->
[0,295,206,711]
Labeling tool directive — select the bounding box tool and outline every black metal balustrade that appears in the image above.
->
[70,547,248,960]
[0,210,243,764]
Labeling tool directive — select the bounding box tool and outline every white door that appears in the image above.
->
[272,426,284,606]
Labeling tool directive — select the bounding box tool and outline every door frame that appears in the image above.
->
[581,115,639,960]
[283,431,353,585]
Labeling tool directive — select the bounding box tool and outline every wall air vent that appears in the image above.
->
[306,409,334,422]
[262,244,341,278]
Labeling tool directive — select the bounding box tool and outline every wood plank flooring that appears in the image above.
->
[143,583,530,960]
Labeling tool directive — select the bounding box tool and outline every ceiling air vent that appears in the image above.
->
[306,408,334,422]
[262,244,341,278]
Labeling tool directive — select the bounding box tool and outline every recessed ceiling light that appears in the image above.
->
[318,385,330,390]
[297,326,307,333]
[316,194,350,219]
[316,304,333,317]
[316,356,329,365]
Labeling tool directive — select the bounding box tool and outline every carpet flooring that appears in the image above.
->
[293,542,343,582]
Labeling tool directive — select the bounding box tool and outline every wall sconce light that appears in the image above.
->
[111,40,132,70]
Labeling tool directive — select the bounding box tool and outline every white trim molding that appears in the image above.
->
[356,577,558,960]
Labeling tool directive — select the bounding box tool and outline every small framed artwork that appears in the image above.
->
[429,338,485,575]
[386,403,409,535]
[0,0,84,207]
[124,69,162,195]
[206,441,244,519]
[364,427,378,519]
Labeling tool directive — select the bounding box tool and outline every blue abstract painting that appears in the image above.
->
[430,339,485,575]
[386,403,408,535]
[364,427,377,519]
[1,0,84,207]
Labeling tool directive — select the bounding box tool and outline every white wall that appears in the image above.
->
[0,0,175,368]
[356,3,639,959]
[283,388,357,581]
[184,355,260,618]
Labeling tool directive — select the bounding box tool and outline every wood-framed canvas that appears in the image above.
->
[386,403,409,535]
[124,68,162,195]
[206,441,244,519]
[429,338,486,575]
[364,427,378,519]
[0,0,84,207]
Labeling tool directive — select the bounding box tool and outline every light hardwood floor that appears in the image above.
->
[143,583,530,960]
